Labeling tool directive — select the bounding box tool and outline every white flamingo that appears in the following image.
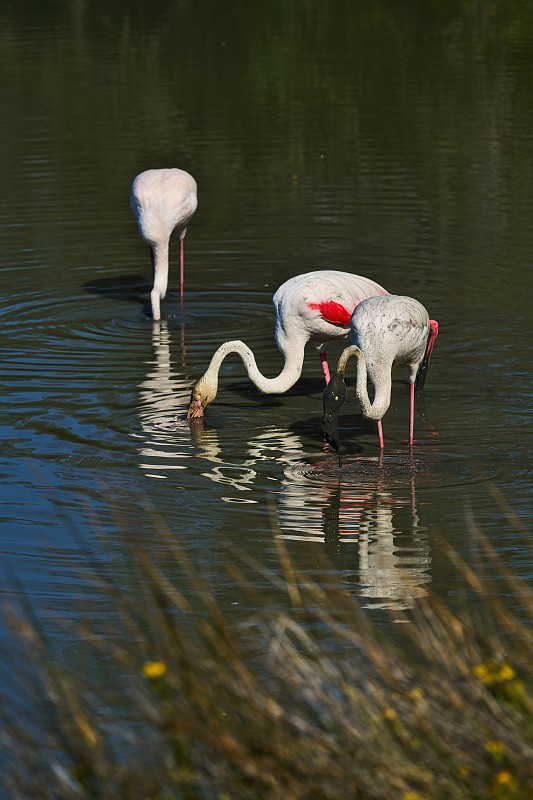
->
[187,270,389,419]
[321,294,439,455]
[130,168,198,319]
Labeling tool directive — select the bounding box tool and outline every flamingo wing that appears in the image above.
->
[308,301,353,327]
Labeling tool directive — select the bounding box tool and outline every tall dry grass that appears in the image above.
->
[1,489,532,800]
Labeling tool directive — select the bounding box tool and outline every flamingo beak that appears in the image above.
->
[321,414,342,467]
[416,319,439,392]
[320,373,346,466]
[187,394,206,420]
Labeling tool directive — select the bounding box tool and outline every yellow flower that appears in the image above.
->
[382,708,397,721]
[473,661,517,686]
[473,663,493,684]
[497,664,516,682]
[495,771,514,786]
[142,660,167,679]
[407,687,425,700]
[486,741,506,756]
[402,793,424,800]
[457,764,470,778]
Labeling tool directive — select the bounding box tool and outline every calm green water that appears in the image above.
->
[0,0,531,658]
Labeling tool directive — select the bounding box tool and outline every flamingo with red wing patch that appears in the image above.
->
[187,270,389,419]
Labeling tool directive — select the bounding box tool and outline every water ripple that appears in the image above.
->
[285,451,496,491]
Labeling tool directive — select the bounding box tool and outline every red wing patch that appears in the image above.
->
[308,301,353,326]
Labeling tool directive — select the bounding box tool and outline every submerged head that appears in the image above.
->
[320,372,347,463]
[187,375,218,420]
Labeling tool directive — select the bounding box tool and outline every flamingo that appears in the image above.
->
[187,270,389,419]
[321,294,439,457]
[130,168,198,319]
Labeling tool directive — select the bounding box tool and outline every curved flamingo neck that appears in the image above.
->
[151,242,170,295]
[149,241,170,320]
[338,345,392,421]
[204,339,305,395]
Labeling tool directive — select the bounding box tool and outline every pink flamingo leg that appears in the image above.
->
[319,351,331,384]
[179,239,185,299]
[377,419,384,449]
[409,382,415,446]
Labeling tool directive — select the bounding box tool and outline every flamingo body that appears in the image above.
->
[130,168,198,319]
[321,294,438,454]
[187,270,388,419]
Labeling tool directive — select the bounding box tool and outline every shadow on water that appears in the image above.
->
[224,377,336,408]
[83,274,152,315]
[289,377,438,461]
[291,412,374,450]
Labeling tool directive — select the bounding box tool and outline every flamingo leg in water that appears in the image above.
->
[409,382,415,446]
[319,351,331,384]
[377,419,384,449]
[179,239,185,299]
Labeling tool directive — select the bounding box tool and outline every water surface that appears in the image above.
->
[0,2,531,658]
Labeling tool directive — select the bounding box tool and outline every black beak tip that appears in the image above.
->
[321,372,346,467]
[321,421,342,466]
[415,360,429,392]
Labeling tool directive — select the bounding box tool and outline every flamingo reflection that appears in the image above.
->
[135,324,432,609]
[135,321,306,497]
[277,465,431,611]
[135,320,194,476]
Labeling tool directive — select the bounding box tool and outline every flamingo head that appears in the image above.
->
[320,372,347,463]
[187,374,217,419]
